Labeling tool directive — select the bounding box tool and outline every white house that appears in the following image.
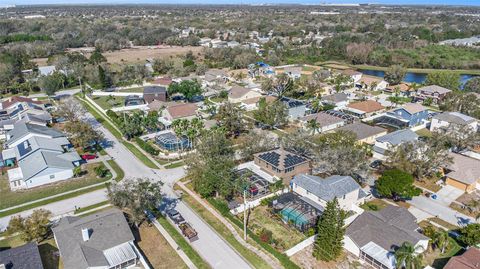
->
[228,86,262,103]
[372,129,419,160]
[291,174,367,211]
[340,69,362,84]
[430,111,478,133]
[344,206,429,269]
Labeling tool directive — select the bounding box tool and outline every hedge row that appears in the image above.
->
[206,198,301,269]
[135,137,159,156]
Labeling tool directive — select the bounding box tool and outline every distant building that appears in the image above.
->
[344,100,385,118]
[356,76,388,91]
[372,129,419,160]
[321,92,349,108]
[0,242,44,269]
[383,103,429,127]
[53,208,143,269]
[282,67,302,80]
[143,86,167,103]
[340,69,362,83]
[161,103,197,125]
[298,112,345,133]
[279,97,307,120]
[430,111,478,133]
[124,95,145,107]
[384,83,412,97]
[336,122,388,145]
[253,148,311,184]
[344,206,429,269]
[416,85,452,103]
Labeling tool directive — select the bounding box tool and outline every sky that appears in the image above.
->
[3,0,480,6]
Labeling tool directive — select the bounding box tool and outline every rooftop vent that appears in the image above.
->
[82,228,91,242]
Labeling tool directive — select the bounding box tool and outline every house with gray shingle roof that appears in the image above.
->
[0,242,44,269]
[431,111,478,133]
[444,153,480,193]
[291,174,367,211]
[53,208,142,269]
[2,122,81,190]
[298,112,345,133]
[344,206,429,269]
[372,129,419,160]
[416,85,452,103]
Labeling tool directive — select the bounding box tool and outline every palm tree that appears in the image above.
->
[306,119,321,135]
[433,230,449,254]
[394,242,423,269]
[310,99,323,113]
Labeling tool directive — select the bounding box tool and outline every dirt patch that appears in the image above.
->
[137,222,187,269]
[291,244,368,269]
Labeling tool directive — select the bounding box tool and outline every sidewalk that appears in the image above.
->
[177,181,282,269]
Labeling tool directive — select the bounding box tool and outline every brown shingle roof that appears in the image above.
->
[444,247,480,269]
[2,96,42,109]
[299,112,344,127]
[400,103,427,114]
[166,103,197,119]
[445,153,480,185]
[347,100,384,113]
[228,86,251,99]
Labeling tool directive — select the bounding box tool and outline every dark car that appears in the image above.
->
[167,209,185,224]
[369,160,382,169]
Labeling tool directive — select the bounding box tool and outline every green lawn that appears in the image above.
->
[119,87,144,93]
[92,96,124,110]
[0,163,111,210]
[360,199,390,211]
[157,217,211,269]
[107,160,124,182]
[122,141,159,169]
[165,161,185,169]
[416,128,433,138]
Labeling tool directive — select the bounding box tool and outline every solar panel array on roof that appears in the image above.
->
[17,140,32,157]
[285,154,306,168]
[258,151,280,167]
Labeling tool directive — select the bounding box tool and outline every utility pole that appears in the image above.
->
[243,189,247,241]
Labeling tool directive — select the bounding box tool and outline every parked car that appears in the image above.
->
[81,154,98,160]
[369,160,382,169]
[179,222,198,242]
[167,210,185,224]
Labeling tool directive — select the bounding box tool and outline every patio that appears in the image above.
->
[272,192,323,232]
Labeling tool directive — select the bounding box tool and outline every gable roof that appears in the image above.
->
[254,148,310,170]
[1,96,42,110]
[418,85,452,95]
[7,122,64,147]
[444,247,480,269]
[228,86,252,99]
[359,75,384,86]
[299,112,344,127]
[0,242,44,269]
[322,92,348,103]
[346,206,428,251]
[395,103,428,115]
[143,86,166,95]
[433,112,477,125]
[376,129,418,145]
[18,150,79,181]
[166,103,197,119]
[292,174,363,202]
[337,122,387,140]
[445,153,480,185]
[52,209,135,269]
[347,100,384,113]
[386,83,411,92]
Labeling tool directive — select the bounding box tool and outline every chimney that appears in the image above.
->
[82,228,90,241]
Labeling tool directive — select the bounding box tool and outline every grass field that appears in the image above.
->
[165,161,185,169]
[107,160,124,182]
[0,163,111,210]
[359,199,390,211]
[122,141,159,169]
[92,96,124,110]
[137,222,188,269]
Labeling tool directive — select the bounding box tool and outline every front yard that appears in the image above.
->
[238,205,307,252]
[0,163,112,210]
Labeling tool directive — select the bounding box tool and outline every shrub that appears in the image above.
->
[94,165,110,178]
[135,137,159,155]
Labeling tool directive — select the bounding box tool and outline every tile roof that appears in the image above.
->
[386,83,411,92]
[433,112,477,125]
[242,96,277,105]
[166,103,197,119]
[299,112,344,127]
[347,100,384,113]
[336,122,387,140]
[292,174,362,202]
[376,129,418,145]
[346,206,428,251]
[53,209,135,269]
[445,153,480,185]
[0,242,44,269]
[359,75,384,86]
[444,247,480,269]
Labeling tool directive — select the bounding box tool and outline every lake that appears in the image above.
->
[358,69,477,86]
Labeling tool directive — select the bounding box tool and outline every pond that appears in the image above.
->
[359,68,477,86]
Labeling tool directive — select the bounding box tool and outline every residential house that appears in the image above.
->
[228,86,262,103]
[344,206,429,269]
[443,153,480,193]
[2,122,81,190]
[384,83,412,96]
[291,174,367,211]
[282,67,302,80]
[444,247,480,269]
[53,208,143,269]
[383,103,429,127]
[340,69,362,83]
[38,65,56,76]
[143,86,167,103]
[151,76,173,87]
[253,148,312,184]
[336,122,388,145]
[372,129,419,160]
[204,69,228,86]
[298,112,345,133]
[161,103,197,125]
[344,100,385,118]
[416,85,452,103]
[356,76,388,91]
[240,95,277,111]
[321,92,349,108]
[279,97,307,120]
[0,242,44,269]
[124,95,145,107]
[430,111,478,133]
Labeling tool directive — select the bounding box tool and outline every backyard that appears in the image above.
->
[92,95,124,110]
[238,205,307,251]
[0,163,112,210]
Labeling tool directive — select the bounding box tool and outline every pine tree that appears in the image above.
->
[313,197,346,261]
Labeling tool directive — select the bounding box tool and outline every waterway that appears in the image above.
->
[358,69,476,86]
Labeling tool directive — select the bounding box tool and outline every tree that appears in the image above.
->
[186,129,236,198]
[458,223,480,246]
[313,198,345,261]
[238,130,278,161]
[98,65,112,90]
[432,230,449,254]
[7,209,52,243]
[329,74,352,93]
[306,119,321,135]
[394,242,423,269]
[216,102,247,137]
[262,73,293,97]
[253,99,288,128]
[152,58,173,74]
[64,120,104,149]
[56,97,86,121]
[108,177,163,225]
[384,65,406,85]
[440,92,480,119]
[464,77,480,93]
[375,169,421,199]
[89,48,107,65]
[38,72,64,96]
[425,71,460,91]
[168,80,203,102]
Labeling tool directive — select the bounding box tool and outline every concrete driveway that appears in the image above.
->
[435,185,464,206]
[409,196,476,227]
